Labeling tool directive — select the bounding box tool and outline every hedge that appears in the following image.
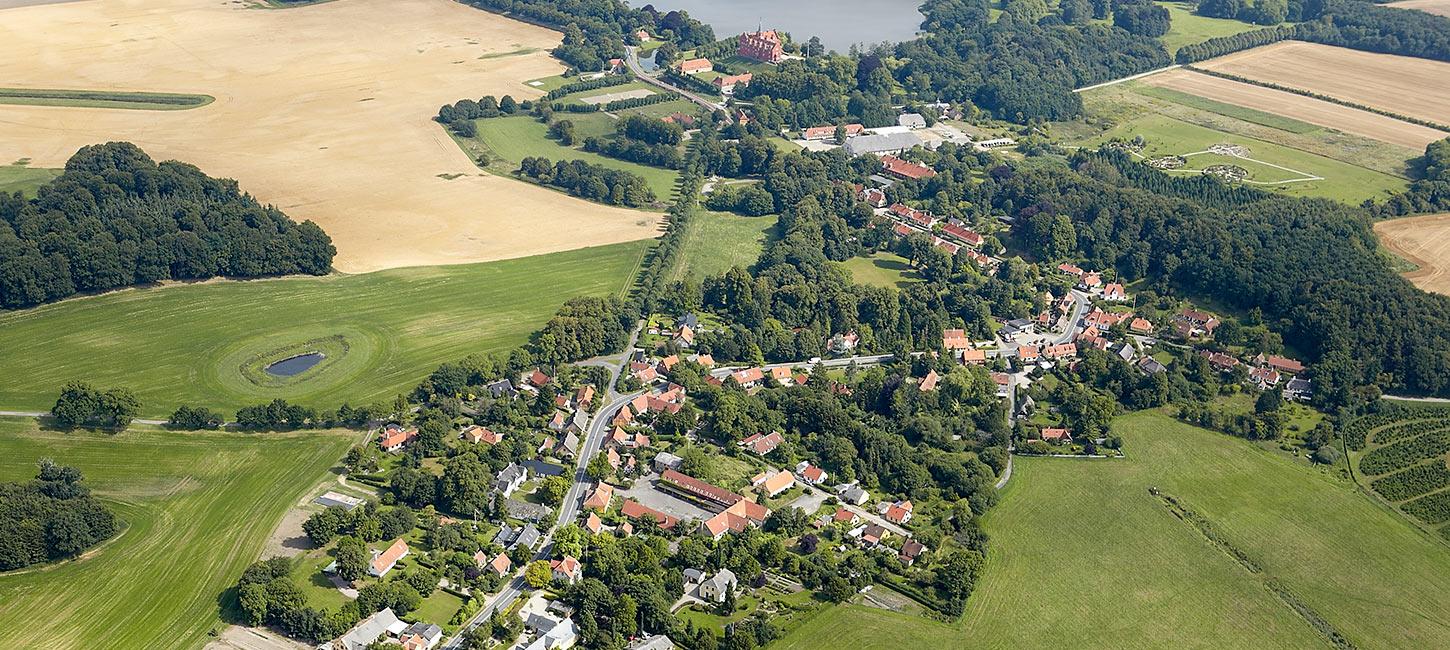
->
[1370,461,1450,502]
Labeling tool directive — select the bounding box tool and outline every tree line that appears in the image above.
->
[1178,0,1450,64]
[516,157,657,207]
[0,142,335,310]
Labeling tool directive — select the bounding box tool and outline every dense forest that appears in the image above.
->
[0,142,335,310]
[1178,0,1450,63]
[462,0,714,70]
[0,460,119,571]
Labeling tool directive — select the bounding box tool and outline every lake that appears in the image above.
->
[647,0,925,52]
[264,352,325,377]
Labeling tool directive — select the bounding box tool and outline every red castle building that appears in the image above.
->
[737,29,784,63]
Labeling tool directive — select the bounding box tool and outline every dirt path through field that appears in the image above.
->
[1142,69,1446,150]
[1197,41,1450,126]
[0,0,662,273]
[1375,213,1450,296]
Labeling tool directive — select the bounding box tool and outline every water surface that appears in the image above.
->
[647,0,925,52]
[264,352,325,377]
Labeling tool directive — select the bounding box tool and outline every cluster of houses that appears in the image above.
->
[672,29,784,95]
[328,607,443,650]
[1200,349,1313,397]
[877,199,997,269]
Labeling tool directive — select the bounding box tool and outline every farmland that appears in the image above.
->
[0,241,648,417]
[1195,41,1450,126]
[1375,213,1450,296]
[0,87,212,110]
[667,210,776,282]
[1388,0,1450,15]
[462,114,681,201]
[1156,1,1280,55]
[1345,404,1450,537]
[0,0,659,273]
[1141,69,1449,150]
[774,412,1450,649]
[0,160,58,197]
[0,421,353,649]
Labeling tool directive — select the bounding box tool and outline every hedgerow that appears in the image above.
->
[1358,430,1450,476]
[1370,462,1450,502]
[1402,490,1450,525]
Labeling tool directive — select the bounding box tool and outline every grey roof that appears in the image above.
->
[627,635,678,650]
[683,568,705,584]
[514,523,541,550]
[653,451,683,469]
[1137,357,1167,375]
[680,313,699,329]
[488,379,517,398]
[340,607,400,650]
[570,409,588,430]
[844,131,922,156]
[402,621,443,641]
[523,459,567,477]
[560,431,581,455]
[1286,377,1312,393]
[498,462,527,484]
[313,491,364,511]
[706,568,737,592]
[897,113,926,128]
[493,523,517,547]
[1117,342,1136,362]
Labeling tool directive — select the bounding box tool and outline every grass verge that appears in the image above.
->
[0,87,213,110]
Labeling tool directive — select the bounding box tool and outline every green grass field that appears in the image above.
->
[667,210,775,282]
[837,253,921,289]
[774,411,1450,649]
[463,115,680,201]
[0,242,648,417]
[0,87,213,110]
[0,162,61,198]
[0,421,353,649]
[1134,85,1321,134]
[1157,2,1280,54]
[1079,112,1408,202]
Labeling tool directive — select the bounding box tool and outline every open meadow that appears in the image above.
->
[0,242,648,417]
[1155,1,1281,55]
[1375,213,1450,296]
[464,114,681,201]
[837,253,922,289]
[0,421,354,649]
[1141,69,1449,150]
[667,210,776,282]
[0,0,660,272]
[773,412,1450,649]
[1196,41,1450,126]
[0,160,59,197]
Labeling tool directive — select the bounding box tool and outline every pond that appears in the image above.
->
[264,352,325,377]
[648,0,925,52]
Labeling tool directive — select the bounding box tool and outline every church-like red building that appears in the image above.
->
[737,30,784,63]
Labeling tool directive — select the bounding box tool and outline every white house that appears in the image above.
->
[697,568,737,603]
[493,462,528,497]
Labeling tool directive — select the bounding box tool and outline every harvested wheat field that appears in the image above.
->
[1376,213,1450,296]
[1142,69,1447,150]
[1387,0,1450,16]
[0,0,661,273]
[1197,41,1450,127]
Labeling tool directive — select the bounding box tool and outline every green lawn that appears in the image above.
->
[0,162,61,198]
[412,590,466,630]
[0,422,352,649]
[1134,85,1321,134]
[465,115,680,201]
[774,411,1450,649]
[0,242,648,417]
[837,253,921,289]
[1078,112,1408,202]
[291,550,351,611]
[0,87,213,110]
[668,210,775,282]
[1157,2,1281,55]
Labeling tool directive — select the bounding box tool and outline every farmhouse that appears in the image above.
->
[713,72,753,94]
[752,470,796,497]
[703,498,770,538]
[378,424,417,452]
[880,154,937,180]
[677,57,712,74]
[740,431,784,455]
[460,424,502,445]
[804,123,865,141]
[369,539,409,577]
[737,29,784,63]
[1256,354,1306,374]
[621,498,679,529]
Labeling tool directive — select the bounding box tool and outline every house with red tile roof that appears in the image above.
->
[583,482,614,511]
[526,369,551,388]
[730,367,765,388]
[1043,343,1078,359]
[880,155,936,180]
[1250,366,1282,388]
[1017,345,1040,364]
[550,556,581,583]
[858,186,888,207]
[369,539,409,577]
[1058,262,1084,276]
[740,431,784,456]
[713,72,753,94]
[378,424,417,452]
[941,222,983,247]
[1078,272,1103,289]
[737,29,784,63]
[460,425,502,445]
[488,553,511,576]
[1129,317,1153,335]
[1102,283,1127,301]
[1256,354,1306,374]
[800,464,828,485]
[942,328,972,350]
[961,348,988,364]
[1040,427,1071,442]
[892,223,915,237]
[882,500,913,525]
[621,499,678,529]
[753,470,796,497]
[584,511,604,534]
[833,507,860,524]
[677,57,712,74]
[805,123,865,141]
[703,498,771,539]
[919,369,940,392]
[675,324,695,346]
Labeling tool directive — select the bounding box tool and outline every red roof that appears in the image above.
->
[621,498,679,529]
[371,539,409,574]
[528,369,551,386]
[880,155,936,180]
[803,124,865,139]
[661,469,750,508]
[919,369,940,392]
[713,72,753,88]
[678,57,712,73]
[379,425,417,450]
[740,432,784,455]
[892,223,914,237]
[1058,263,1083,276]
[943,328,971,350]
[802,465,826,483]
[1041,427,1071,442]
[1263,355,1305,373]
[941,222,983,246]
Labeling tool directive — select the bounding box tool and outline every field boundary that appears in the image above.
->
[1183,66,1450,133]
[0,87,214,110]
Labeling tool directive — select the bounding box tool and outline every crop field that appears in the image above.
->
[0,421,353,649]
[667,210,775,282]
[1196,41,1450,126]
[0,0,660,273]
[1141,69,1449,150]
[463,114,681,201]
[774,412,1450,649]
[0,241,648,417]
[0,87,213,110]
[1078,112,1408,202]
[1375,213,1450,296]
[1388,0,1450,15]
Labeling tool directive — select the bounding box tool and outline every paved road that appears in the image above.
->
[624,46,722,112]
[1053,290,1089,345]
[1073,64,1180,93]
[443,341,645,648]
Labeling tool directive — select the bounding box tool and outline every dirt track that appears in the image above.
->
[0,0,661,273]
[1198,41,1450,127]
[1142,69,1446,151]
[1375,213,1450,296]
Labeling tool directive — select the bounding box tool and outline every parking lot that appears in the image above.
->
[619,472,716,521]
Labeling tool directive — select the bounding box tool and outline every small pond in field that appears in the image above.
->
[264,352,325,377]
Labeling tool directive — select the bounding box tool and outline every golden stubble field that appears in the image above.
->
[0,0,661,273]
[1387,0,1450,16]
[1142,69,1447,150]
[1197,41,1450,127]
[1375,213,1450,296]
